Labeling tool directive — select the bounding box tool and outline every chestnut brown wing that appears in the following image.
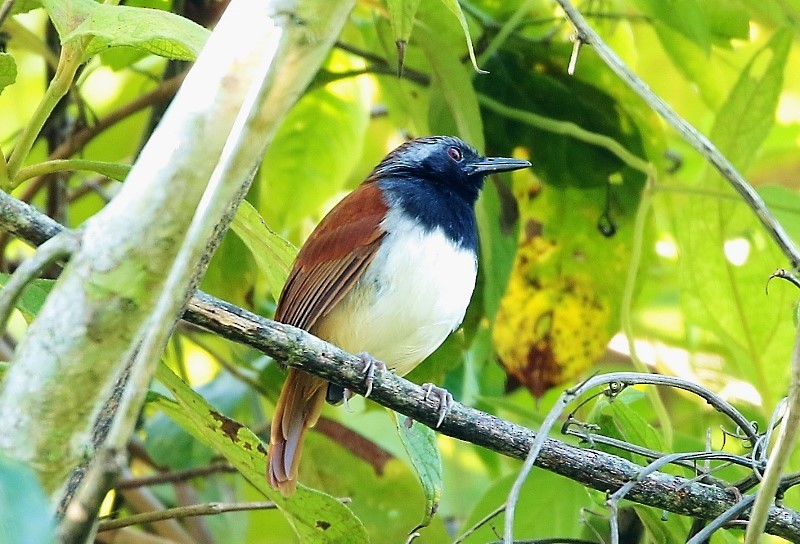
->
[274,182,387,331]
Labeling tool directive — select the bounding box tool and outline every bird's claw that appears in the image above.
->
[342,388,355,412]
[421,383,453,428]
[358,352,387,398]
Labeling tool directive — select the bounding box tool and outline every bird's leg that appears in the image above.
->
[342,352,387,402]
[422,383,453,428]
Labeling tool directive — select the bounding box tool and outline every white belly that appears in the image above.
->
[313,208,477,376]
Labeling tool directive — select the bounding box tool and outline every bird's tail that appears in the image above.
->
[268,368,327,496]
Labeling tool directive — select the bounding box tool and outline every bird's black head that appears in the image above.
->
[371,136,531,205]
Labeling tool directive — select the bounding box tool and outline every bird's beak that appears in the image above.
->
[465,156,532,175]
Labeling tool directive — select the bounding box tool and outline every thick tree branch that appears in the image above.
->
[1,193,800,540]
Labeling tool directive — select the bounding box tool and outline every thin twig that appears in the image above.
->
[686,495,756,544]
[114,464,237,490]
[453,503,506,544]
[0,230,78,332]
[503,372,759,543]
[553,0,800,268]
[58,448,126,544]
[97,500,281,531]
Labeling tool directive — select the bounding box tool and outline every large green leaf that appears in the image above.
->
[43,0,209,62]
[708,29,793,172]
[653,23,728,108]
[459,469,593,542]
[672,28,793,410]
[634,0,711,52]
[391,411,443,529]
[231,200,297,301]
[437,0,486,73]
[385,0,422,72]
[0,274,55,321]
[154,363,369,542]
[420,25,483,149]
[0,455,54,544]
[0,54,17,96]
[259,83,369,238]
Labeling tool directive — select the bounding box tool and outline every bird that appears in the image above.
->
[268,135,531,495]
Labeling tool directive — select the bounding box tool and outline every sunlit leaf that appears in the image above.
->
[231,200,297,300]
[709,29,792,172]
[260,83,369,238]
[0,275,55,321]
[420,25,483,148]
[672,28,793,410]
[385,0,422,73]
[634,0,711,52]
[437,0,487,74]
[0,54,17,95]
[391,411,443,529]
[43,0,209,62]
[154,363,369,543]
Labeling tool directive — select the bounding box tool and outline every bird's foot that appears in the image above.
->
[421,383,453,428]
[343,353,387,400]
[359,353,387,397]
[342,388,355,412]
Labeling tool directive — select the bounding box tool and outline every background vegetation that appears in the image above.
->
[1,0,800,542]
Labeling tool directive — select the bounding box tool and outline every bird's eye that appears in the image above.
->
[447,146,463,162]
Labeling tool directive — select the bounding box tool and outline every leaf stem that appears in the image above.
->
[5,43,83,184]
[0,231,78,334]
[477,94,652,175]
[14,159,131,184]
[620,180,674,446]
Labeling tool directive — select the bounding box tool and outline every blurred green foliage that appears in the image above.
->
[2,0,800,542]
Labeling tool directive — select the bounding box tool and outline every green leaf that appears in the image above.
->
[591,389,666,457]
[154,363,368,543]
[231,200,297,300]
[41,0,95,38]
[420,25,483,149]
[709,28,792,172]
[385,0,422,72]
[0,54,17,95]
[705,0,750,42]
[391,411,443,528]
[475,181,518,322]
[0,275,55,321]
[672,28,793,410]
[259,83,369,236]
[43,0,209,62]
[437,0,487,74]
[386,0,420,43]
[633,504,691,544]
[634,0,711,52]
[460,470,592,541]
[9,0,41,15]
[653,23,727,107]
[0,455,55,544]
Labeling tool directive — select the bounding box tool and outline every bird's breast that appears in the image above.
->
[313,208,478,376]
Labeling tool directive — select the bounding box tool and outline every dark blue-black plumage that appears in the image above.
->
[371,136,529,253]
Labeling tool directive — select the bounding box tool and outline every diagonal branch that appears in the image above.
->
[553,0,800,269]
[1,190,800,540]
